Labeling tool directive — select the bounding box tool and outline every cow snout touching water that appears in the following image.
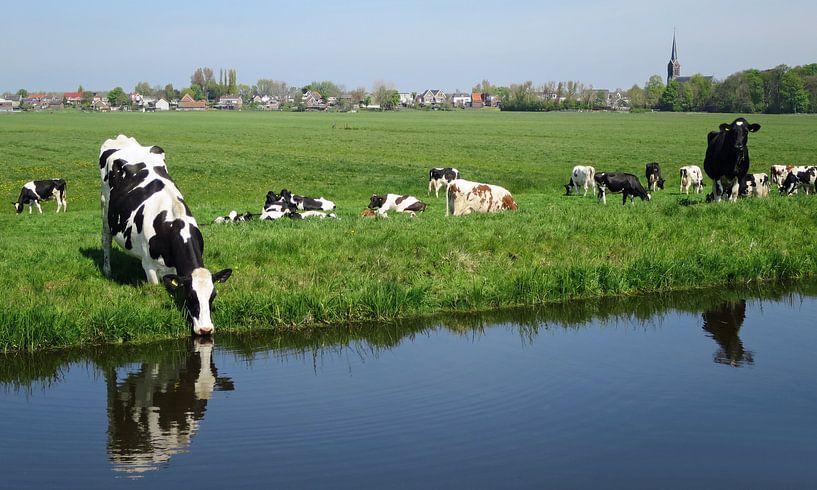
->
[99,135,232,336]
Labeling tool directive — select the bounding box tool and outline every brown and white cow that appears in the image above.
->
[446,179,518,216]
[679,165,704,194]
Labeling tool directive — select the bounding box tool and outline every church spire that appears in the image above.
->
[667,29,681,84]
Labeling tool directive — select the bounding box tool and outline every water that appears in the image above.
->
[2,285,817,489]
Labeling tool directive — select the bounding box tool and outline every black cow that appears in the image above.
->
[13,179,67,214]
[428,167,461,197]
[703,118,761,202]
[645,162,665,191]
[595,172,651,205]
[779,167,817,196]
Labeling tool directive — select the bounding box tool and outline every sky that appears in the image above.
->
[3,0,815,94]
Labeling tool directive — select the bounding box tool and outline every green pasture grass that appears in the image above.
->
[1,110,816,351]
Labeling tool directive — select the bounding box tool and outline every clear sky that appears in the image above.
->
[3,0,814,93]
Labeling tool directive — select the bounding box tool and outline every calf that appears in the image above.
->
[779,167,817,196]
[770,165,789,187]
[564,165,596,196]
[446,179,518,216]
[368,193,427,218]
[428,167,460,198]
[279,189,336,211]
[13,179,67,214]
[594,172,650,205]
[703,117,761,202]
[645,162,665,191]
[679,165,704,194]
[739,173,770,198]
[99,135,232,335]
[213,211,253,223]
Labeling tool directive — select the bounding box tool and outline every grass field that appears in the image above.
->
[1,110,816,351]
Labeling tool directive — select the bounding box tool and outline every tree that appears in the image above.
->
[628,84,645,109]
[107,87,129,108]
[645,75,665,109]
[372,80,397,109]
[164,83,178,101]
[133,81,152,96]
[658,80,681,111]
[682,74,713,112]
[16,89,28,98]
[350,87,367,106]
[780,70,809,113]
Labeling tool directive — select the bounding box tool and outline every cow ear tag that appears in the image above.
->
[170,278,180,287]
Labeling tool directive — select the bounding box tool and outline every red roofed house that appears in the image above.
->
[471,92,484,109]
[64,92,83,106]
[178,93,207,111]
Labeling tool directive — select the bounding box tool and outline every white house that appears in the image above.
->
[415,89,447,106]
[399,92,414,106]
[155,98,170,111]
[450,93,471,107]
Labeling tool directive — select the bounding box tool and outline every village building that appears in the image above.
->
[178,93,207,111]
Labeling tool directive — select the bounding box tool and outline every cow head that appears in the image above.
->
[656,178,665,190]
[163,268,232,335]
[12,201,23,213]
[718,118,761,152]
[368,194,386,209]
[564,183,573,196]
[264,191,279,207]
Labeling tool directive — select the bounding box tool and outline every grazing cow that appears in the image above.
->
[779,166,817,196]
[679,165,704,194]
[645,162,665,191]
[703,117,761,202]
[13,179,67,214]
[446,179,518,216]
[368,194,426,218]
[99,135,232,335]
[279,189,336,211]
[564,165,596,196]
[428,167,461,197]
[594,172,651,205]
[738,173,770,198]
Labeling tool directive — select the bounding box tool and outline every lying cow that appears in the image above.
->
[564,165,596,197]
[261,192,299,220]
[703,118,761,202]
[739,173,770,198]
[679,165,704,194]
[595,172,651,205]
[213,211,254,223]
[428,167,460,198]
[99,135,232,335]
[13,178,67,214]
[779,167,817,196]
[279,189,336,211]
[645,162,665,191]
[368,194,426,218]
[446,179,518,216]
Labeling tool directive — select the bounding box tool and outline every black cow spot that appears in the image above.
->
[100,149,118,169]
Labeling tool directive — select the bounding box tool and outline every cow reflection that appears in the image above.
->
[702,300,754,367]
[106,338,234,474]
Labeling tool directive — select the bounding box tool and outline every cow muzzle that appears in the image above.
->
[194,324,214,336]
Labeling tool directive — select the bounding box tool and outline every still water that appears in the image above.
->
[2,285,817,489]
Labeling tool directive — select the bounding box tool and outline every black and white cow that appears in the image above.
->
[779,167,817,196]
[261,191,299,220]
[738,173,770,198]
[645,162,665,191]
[428,167,461,198]
[13,179,67,214]
[679,165,704,194]
[279,189,336,211]
[99,135,232,335]
[594,172,651,205]
[369,194,426,217]
[213,210,254,223]
[703,117,761,202]
[564,165,596,196]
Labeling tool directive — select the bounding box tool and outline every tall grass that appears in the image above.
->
[1,110,816,351]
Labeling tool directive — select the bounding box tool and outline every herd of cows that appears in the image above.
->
[7,117,815,335]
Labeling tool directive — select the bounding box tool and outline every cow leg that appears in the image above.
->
[428,180,434,196]
[142,262,161,284]
[729,180,739,202]
[35,200,43,214]
[102,223,112,278]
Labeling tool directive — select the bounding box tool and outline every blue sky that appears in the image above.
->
[3,0,815,93]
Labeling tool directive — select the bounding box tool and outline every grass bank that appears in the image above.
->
[1,110,816,351]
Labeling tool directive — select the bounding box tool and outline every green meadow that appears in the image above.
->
[1,110,816,351]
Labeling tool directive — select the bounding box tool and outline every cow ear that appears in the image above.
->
[748,123,761,132]
[162,274,184,290]
[213,268,232,284]
[719,123,731,132]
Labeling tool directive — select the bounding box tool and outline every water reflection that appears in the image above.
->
[106,338,234,475]
[702,300,754,367]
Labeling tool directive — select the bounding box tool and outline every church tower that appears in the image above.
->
[667,31,681,84]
